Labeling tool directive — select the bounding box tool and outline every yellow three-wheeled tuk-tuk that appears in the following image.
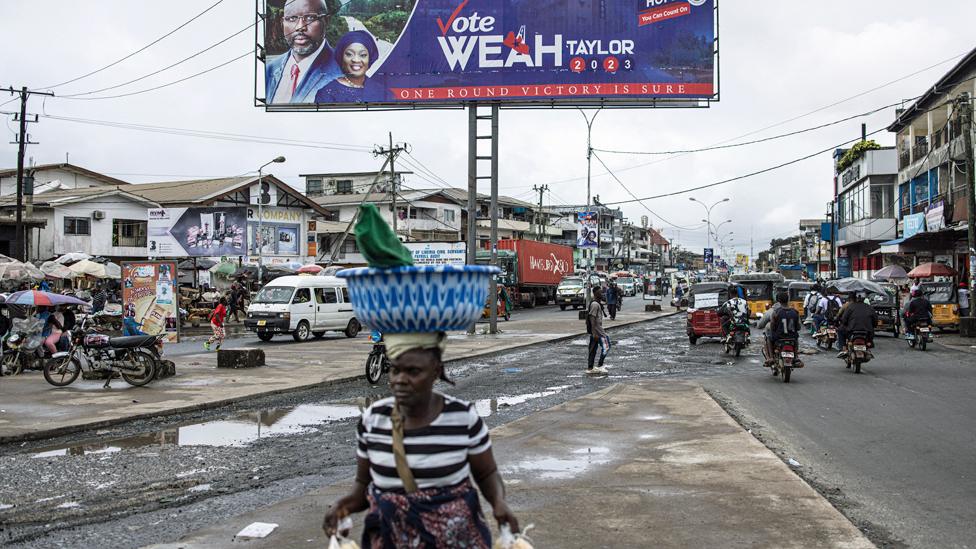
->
[919,281,960,330]
[788,281,815,316]
[730,273,786,320]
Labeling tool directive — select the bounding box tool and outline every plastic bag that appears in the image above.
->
[493,523,535,549]
[328,517,360,549]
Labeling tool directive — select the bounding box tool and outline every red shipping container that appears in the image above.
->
[497,240,574,286]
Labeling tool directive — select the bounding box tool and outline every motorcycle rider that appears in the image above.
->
[836,292,878,358]
[815,290,843,332]
[719,286,750,340]
[758,292,787,365]
[902,288,933,336]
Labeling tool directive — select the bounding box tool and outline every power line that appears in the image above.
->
[38,0,227,90]
[51,51,252,101]
[592,98,915,156]
[403,151,452,187]
[58,23,254,98]
[538,51,971,187]
[591,150,707,231]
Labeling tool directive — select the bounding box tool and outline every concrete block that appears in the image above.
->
[645,304,662,312]
[217,348,265,369]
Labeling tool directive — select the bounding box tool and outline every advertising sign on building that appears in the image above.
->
[903,213,926,239]
[703,248,713,264]
[148,208,248,258]
[577,212,599,249]
[122,261,180,343]
[258,0,717,110]
[404,242,467,266]
[735,253,749,267]
[925,201,945,232]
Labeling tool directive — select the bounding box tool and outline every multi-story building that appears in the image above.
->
[831,145,898,279]
[799,218,830,279]
[884,47,976,281]
[543,203,624,272]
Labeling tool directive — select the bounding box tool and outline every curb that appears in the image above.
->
[1,311,680,445]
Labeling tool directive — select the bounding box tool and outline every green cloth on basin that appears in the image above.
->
[355,204,414,268]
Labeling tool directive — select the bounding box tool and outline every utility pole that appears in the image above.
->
[6,86,54,261]
[532,184,549,240]
[580,109,601,311]
[958,93,975,308]
[374,133,408,239]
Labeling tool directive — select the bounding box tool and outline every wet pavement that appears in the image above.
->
[1,314,971,547]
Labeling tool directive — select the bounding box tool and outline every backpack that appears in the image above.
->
[825,297,841,320]
[773,307,800,338]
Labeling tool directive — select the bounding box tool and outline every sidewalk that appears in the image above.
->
[0,307,675,443]
[934,332,976,354]
[146,382,873,549]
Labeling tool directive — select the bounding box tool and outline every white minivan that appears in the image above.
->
[244,276,361,342]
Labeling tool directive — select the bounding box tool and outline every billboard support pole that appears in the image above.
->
[489,104,499,335]
[467,105,478,335]
[581,109,601,312]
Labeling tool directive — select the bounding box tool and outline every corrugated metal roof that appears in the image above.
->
[0,163,129,186]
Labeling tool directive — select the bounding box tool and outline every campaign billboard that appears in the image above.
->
[148,207,248,258]
[122,262,180,343]
[257,0,717,110]
[576,211,599,249]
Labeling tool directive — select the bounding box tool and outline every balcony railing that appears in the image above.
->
[898,150,911,170]
[911,141,929,161]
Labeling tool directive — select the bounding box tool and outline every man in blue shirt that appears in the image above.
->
[606,281,620,320]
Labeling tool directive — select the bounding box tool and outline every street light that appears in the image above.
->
[689,198,730,265]
[579,108,602,310]
[256,156,286,284]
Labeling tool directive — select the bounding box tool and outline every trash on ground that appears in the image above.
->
[787,458,801,467]
[235,521,279,540]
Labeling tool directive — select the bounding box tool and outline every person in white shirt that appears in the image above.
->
[959,282,971,317]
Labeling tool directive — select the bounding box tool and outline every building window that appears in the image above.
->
[408,208,418,219]
[113,219,147,247]
[64,217,90,236]
[306,178,323,197]
[444,209,456,223]
[336,180,353,194]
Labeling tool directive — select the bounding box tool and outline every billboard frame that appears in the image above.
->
[254,0,720,112]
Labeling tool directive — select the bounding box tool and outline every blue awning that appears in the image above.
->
[879,237,906,246]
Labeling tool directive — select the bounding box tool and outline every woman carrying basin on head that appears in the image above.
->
[314,30,379,104]
[322,205,520,548]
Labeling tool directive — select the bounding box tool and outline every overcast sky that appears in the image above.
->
[3,1,975,258]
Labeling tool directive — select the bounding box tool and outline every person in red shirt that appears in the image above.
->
[205,297,228,351]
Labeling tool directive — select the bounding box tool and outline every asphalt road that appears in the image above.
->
[701,330,976,549]
[2,312,972,548]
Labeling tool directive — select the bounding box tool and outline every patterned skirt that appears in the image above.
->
[363,480,492,549]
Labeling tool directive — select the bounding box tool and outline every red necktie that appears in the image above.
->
[290,64,300,96]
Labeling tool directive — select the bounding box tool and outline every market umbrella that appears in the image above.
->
[54,252,92,265]
[0,254,17,263]
[317,266,344,277]
[231,264,258,278]
[69,259,121,279]
[179,258,217,270]
[210,261,240,276]
[871,265,908,281]
[0,261,45,282]
[825,277,887,296]
[297,264,323,274]
[39,261,77,280]
[6,290,89,307]
[907,262,957,279]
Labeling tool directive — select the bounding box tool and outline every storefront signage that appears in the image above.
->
[404,242,467,266]
[903,213,926,239]
[247,207,303,223]
[148,207,248,258]
[925,201,945,232]
[841,163,861,188]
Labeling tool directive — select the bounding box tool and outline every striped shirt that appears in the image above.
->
[356,393,491,491]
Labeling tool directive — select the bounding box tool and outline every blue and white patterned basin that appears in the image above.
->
[336,265,501,333]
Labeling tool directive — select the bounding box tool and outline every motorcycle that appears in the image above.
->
[907,321,932,351]
[364,331,391,385]
[770,337,803,383]
[843,330,874,374]
[2,317,50,376]
[723,321,751,357]
[813,320,838,350]
[43,318,160,389]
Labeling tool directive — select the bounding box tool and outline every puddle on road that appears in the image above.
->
[31,403,366,458]
[504,446,611,480]
[474,386,572,417]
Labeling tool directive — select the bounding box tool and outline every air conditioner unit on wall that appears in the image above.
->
[92,210,106,220]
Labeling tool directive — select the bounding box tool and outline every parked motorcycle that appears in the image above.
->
[43,318,159,388]
[907,321,932,351]
[813,321,838,350]
[843,330,874,374]
[364,332,391,385]
[770,337,802,383]
[723,322,751,357]
[2,317,49,375]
